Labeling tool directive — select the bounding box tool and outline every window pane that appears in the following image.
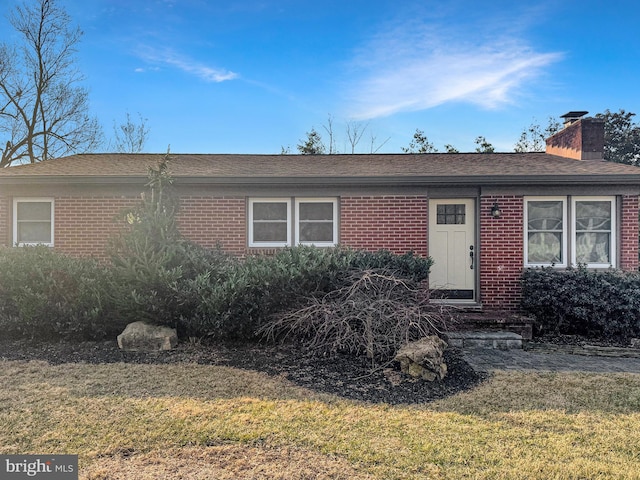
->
[253,222,288,242]
[299,222,333,242]
[17,202,51,221]
[437,204,465,224]
[575,201,611,231]
[576,233,610,264]
[299,202,333,221]
[528,201,563,231]
[253,202,287,221]
[527,232,562,263]
[17,222,51,243]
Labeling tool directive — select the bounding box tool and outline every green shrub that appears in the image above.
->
[521,266,640,339]
[0,246,119,340]
[175,246,434,340]
[177,246,351,339]
[345,249,433,283]
[106,156,237,336]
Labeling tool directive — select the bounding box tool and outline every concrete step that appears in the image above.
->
[448,331,523,350]
[453,311,533,340]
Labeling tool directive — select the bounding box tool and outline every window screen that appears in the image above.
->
[298,201,335,243]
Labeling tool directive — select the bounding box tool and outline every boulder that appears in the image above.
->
[394,336,448,381]
[117,321,178,352]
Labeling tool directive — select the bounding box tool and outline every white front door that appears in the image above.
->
[428,199,476,300]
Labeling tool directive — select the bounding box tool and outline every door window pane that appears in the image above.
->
[437,204,466,224]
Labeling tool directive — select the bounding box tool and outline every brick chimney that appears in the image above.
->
[545,111,604,160]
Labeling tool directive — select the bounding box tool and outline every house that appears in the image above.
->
[1,112,639,317]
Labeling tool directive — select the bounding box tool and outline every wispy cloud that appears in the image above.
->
[346,19,563,119]
[136,46,238,83]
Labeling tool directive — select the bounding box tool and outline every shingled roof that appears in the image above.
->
[1,152,640,186]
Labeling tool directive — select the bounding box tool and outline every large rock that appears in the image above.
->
[394,336,448,381]
[117,321,178,352]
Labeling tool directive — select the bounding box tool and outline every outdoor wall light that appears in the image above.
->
[491,202,502,218]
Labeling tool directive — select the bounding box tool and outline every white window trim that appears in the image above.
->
[248,198,291,247]
[524,196,617,269]
[295,197,338,247]
[13,197,55,247]
[524,197,567,268]
[571,196,616,268]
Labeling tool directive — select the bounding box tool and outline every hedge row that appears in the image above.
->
[521,266,640,339]
[0,245,433,342]
[0,247,120,340]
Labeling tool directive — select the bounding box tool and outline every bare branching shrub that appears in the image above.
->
[260,269,455,364]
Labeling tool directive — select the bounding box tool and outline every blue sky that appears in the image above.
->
[2,0,640,154]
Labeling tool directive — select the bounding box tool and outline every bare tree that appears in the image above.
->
[345,120,368,154]
[0,0,102,167]
[297,116,389,154]
[111,112,149,153]
[322,114,337,154]
[369,132,390,153]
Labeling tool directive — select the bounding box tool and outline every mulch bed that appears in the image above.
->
[0,338,485,405]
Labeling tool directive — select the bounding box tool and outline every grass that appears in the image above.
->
[2,360,640,479]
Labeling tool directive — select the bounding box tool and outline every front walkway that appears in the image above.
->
[461,347,640,373]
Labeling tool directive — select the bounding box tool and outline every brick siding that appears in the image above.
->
[479,195,524,311]
[340,195,428,256]
[52,195,250,260]
[54,196,138,260]
[620,194,639,270]
[177,196,246,256]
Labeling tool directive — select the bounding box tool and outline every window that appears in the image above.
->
[295,198,338,246]
[524,196,615,268]
[525,198,566,266]
[572,199,614,267]
[13,198,54,246]
[249,198,291,247]
[436,204,466,224]
[249,197,338,247]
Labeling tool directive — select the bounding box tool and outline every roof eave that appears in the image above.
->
[2,174,640,187]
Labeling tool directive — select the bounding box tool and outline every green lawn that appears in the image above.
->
[2,359,640,479]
